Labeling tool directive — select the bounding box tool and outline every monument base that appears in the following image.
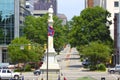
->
[40,62,60,73]
[40,51,60,73]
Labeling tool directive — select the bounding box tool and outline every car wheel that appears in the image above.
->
[110,70,115,74]
[14,75,19,80]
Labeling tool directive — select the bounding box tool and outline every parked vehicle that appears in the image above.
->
[108,64,120,74]
[33,69,41,75]
[82,59,90,66]
[0,69,21,79]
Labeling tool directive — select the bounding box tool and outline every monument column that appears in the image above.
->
[40,5,60,75]
[47,5,55,53]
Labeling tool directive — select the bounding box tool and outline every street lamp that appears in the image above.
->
[118,0,120,65]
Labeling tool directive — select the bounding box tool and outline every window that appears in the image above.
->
[7,70,11,73]
[26,5,30,8]
[2,70,6,73]
[114,1,119,7]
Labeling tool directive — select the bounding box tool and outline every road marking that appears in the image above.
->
[111,74,118,80]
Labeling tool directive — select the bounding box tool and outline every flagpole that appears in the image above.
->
[47,23,48,80]
[47,35,48,80]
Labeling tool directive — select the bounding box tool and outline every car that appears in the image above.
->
[108,64,120,74]
[0,69,21,79]
[82,59,90,66]
[33,69,41,75]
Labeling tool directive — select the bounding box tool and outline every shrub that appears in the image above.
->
[14,69,21,72]
[89,65,97,71]
[97,63,106,71]
[24,64,31,71]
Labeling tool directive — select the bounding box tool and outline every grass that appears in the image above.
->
[77,76,96,80]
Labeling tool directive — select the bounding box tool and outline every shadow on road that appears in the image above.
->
[68,64,83,68]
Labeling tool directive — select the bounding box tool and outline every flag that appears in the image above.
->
[48,26,54,36]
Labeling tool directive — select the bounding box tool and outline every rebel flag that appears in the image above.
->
[48,26,55,36]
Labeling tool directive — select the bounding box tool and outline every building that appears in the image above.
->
[25,0,34,14]
[0,0,30,63]
[33,0,57,16]
[85,0,94,7]
[85,0,120,65]
[57,14,67,25]
[85,0,106,8]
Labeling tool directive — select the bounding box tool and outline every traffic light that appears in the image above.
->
[44,44,47,50]
[28,44,31,50]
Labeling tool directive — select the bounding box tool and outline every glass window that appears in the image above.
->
[2,70,6,73]
[7,70,11,73]
[114,1,119,7]
[0,0,14,44]
[26,5,30,8]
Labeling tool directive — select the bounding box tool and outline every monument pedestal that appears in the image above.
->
[40,52,60,73]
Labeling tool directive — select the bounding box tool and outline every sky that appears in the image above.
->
[57,0,85,21]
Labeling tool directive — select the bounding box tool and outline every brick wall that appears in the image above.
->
[87,0,93,7]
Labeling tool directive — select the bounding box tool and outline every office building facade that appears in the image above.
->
[0,0,30,63]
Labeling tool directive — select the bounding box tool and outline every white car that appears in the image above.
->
[108,65,120,74]
[0,69,21,79]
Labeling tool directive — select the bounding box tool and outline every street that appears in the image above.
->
[21,46,120,80]
[58,47,120,80]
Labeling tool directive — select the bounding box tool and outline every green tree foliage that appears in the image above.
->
[8,37,44,63]
[68,6,113,48]
[23,14,69,52]
[81,42,111,66]
[53,16,69,51]
[23,15,48,44]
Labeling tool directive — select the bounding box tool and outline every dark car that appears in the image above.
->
[33,69,41,75]
[82,59,90,66]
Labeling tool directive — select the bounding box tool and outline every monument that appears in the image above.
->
[40,5,60,73]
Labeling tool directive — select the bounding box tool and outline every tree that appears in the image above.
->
[53,16,69,52]
[8,37,44,64]
[23,14,69,52]
[23,15,48,45]
[68,6,113,48]
[81,42,111,67]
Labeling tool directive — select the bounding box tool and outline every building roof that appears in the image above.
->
[34,0,57,14]
[57,13,67,19]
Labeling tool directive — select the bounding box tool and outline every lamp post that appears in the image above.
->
[118,0,120,64]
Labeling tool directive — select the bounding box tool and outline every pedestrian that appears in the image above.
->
[41,78,43,80]
[57,75,60,80]
[61,73,63,76]
[21,76,24,80]
[64,77,67,80]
